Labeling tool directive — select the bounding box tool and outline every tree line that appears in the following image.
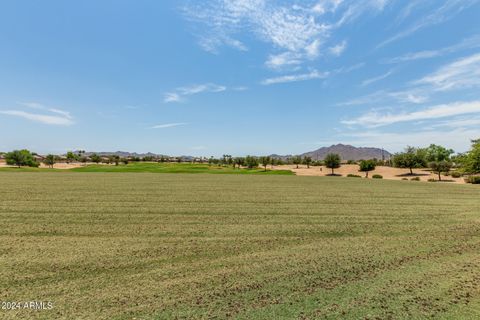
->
[2,140,479,183]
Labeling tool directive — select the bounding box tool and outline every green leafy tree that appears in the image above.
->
[425,144,453,162]
[234,157,245,169]
[392,146,427,175]
[259,156,271,171]
[270,157,277,168]
[112,155,120,166]
[303,156,312,168]
[425,144,454,181]
[359,159,376,178]
[244,156,258,169]
[461,139,480,174]
[429,161,453,181]
[5,149,38,167]
[43,154,56,168]
[292,156,302,169]
[66,151,77,163]
[90,153,101,164]
[324,153,341,175]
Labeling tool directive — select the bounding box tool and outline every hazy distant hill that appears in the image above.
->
[77,151,161,158]
[301,144,391,161]
[72,151,201,161]
[74,145,390,161]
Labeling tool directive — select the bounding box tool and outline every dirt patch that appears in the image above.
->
[0,160,88,170]
[272,164,466,184]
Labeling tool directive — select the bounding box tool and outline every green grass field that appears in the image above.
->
[69,162,293,175]
[1,172,479,319]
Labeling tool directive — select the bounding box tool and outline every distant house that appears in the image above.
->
[33,154,45,162]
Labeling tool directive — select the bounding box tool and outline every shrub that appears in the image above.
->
[427,178,437,182]
[347,174,361,178]
[372,174,383,179]
[450,171,462,178]
[402,178,408,180]
[410,177,421,181]
[466,176,480,184]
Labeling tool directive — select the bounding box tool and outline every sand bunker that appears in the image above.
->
[273,164,466,184]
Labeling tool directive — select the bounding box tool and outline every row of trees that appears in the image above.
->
[388,141,480,181]
[320,142,480,180]
[393,144,457,181]
[3,140,479,180]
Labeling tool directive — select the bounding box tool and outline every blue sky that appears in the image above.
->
[1,0,480,156]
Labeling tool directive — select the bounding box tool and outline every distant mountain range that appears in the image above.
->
[302,144,391,161]
[79,151,161,158]
[272,144,391,161]
[74,144,391,161]
[75,151,196,160]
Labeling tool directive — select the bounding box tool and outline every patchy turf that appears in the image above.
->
[0,172,479,319]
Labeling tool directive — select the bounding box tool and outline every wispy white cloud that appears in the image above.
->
[413,53,480,91]
[388,91,428,104]
[185,0,391,69]
[335,0,392,27]
[164,83,226,103]
[333,62,366,74]
[430,116,480,128]
[342,100,480,127]
[311,0,344,15]
[164,93,182,103]
[0,110,74,126]
[185,0,329,67]
[150,123,187,129]
[338,127,480,152]
[178,83,226,95]
[261,70,329,85]
[20,102,73,119]
[338,89,428,106]
[232,86,248,91]
[361,70,394,86]
[265,52,302,70]
[0,102,74,126]
[383,34,480,64]
[378,0,480,48]
[329,40,347,56]
[338,90,390,106]
[341,53,480,107]
[392,0,429,25]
